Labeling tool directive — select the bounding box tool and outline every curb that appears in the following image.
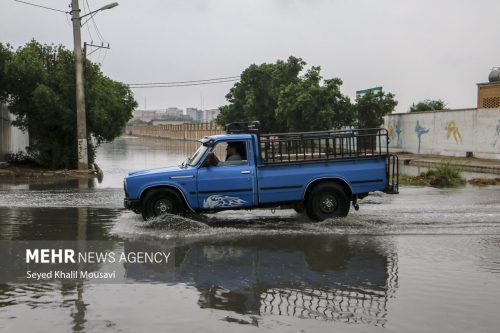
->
[399,157,500,174]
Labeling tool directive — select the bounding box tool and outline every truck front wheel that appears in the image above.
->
[141,188,184,220]
[306,182,350,221]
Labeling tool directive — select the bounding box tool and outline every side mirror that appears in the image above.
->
[202,152,215,167]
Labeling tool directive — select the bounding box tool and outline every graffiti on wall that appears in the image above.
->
[415,121,429,153]
[493,119,500,147]
[384,110,499,158]
[445,121,462,144]
[387,118,403,147]
[380,124,387,146]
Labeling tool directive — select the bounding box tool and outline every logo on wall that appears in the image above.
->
[203,195,248,209]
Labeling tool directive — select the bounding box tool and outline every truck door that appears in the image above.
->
[197,140,256,209]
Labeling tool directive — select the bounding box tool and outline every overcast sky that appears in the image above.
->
[1,0,499,113]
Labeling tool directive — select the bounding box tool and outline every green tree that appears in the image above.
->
[409,99,446,112]
[216,56,353,133]
[1,40,137,169]
[276,67,353,132]
[0,43,13,102]
[354,91,398,128]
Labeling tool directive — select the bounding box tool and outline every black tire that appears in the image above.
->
[141,188,184,220]
[294,203,306,214]
[306,182,350,221]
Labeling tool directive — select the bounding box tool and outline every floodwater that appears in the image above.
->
[0,136,500,332]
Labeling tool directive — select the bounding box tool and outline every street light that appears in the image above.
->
[80,2,118,20]
[70,0,118,170]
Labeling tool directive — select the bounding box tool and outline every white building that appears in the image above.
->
[0,104,29,161]
[185,108,199,122]
[165,107,183,118]
[205,108,220,123]
[185,107,205,122]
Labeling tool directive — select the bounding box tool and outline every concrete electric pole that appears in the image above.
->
[70,0,88,170]
[69,1,117,170]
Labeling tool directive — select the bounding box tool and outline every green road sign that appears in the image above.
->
[356,87,383,97]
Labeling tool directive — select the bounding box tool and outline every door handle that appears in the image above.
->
[241,170,251,174]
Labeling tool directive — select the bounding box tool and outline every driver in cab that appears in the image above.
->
[209,142,245,166]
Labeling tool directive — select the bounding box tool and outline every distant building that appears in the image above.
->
[132,107,220,124]
[131,108,191,124]
[165,107,183,118]
[185,108,199,122]
[205,108,220,123]
[132,110,158,122]
[197,109,204,122]
[185,107,205,122]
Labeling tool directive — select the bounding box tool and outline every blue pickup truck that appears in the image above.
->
[124,122,398,221]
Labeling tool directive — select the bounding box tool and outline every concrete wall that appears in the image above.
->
[128,123,225,141]
[384,108,500,159]
[0,104,29,161]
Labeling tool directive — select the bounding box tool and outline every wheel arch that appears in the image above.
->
[304,177,353,201]
[140,184,195,212]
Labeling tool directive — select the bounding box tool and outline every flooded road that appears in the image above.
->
[1,136,500,332]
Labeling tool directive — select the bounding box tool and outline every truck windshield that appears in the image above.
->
[187,144,209,166]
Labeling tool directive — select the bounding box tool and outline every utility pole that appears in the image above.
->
[71,0,88,170]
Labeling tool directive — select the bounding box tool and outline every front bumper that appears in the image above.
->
[124,198,141,213]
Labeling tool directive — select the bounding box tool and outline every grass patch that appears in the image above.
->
[400,161,466,187]
[399,174,431,186]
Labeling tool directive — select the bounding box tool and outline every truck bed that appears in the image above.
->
[257,156,388,204]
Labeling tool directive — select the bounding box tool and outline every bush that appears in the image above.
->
[400,161,466,187]
[5,151,39,166]
[421,161,466,187]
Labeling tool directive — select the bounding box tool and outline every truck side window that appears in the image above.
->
[210,141,248,166]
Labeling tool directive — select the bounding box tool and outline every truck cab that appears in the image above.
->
[124,122,398,221]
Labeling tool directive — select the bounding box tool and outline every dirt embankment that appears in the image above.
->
[468,178,500,186]
[0,162,103,179]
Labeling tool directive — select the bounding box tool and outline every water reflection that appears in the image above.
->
[0,281,89,332]
[124,235,398,326]
[0,207,120,241]
[95,137,200,188]
[0,235,394,328]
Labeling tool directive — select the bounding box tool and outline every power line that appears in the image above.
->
[86,0,107,43]
[101,47,109,66]
[128,78,239,89]
[64,9,72,27]
[79,0,106,44]
[13,0,67,13]
[128,76,240,86]
[82,0,94,43]
[92,19,106,43]
[82,0,111,65]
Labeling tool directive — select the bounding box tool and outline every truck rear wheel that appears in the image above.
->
[306,182,350,221]
[141,188,184,220]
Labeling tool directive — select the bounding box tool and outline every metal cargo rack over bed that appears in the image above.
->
[225,121,399,194]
